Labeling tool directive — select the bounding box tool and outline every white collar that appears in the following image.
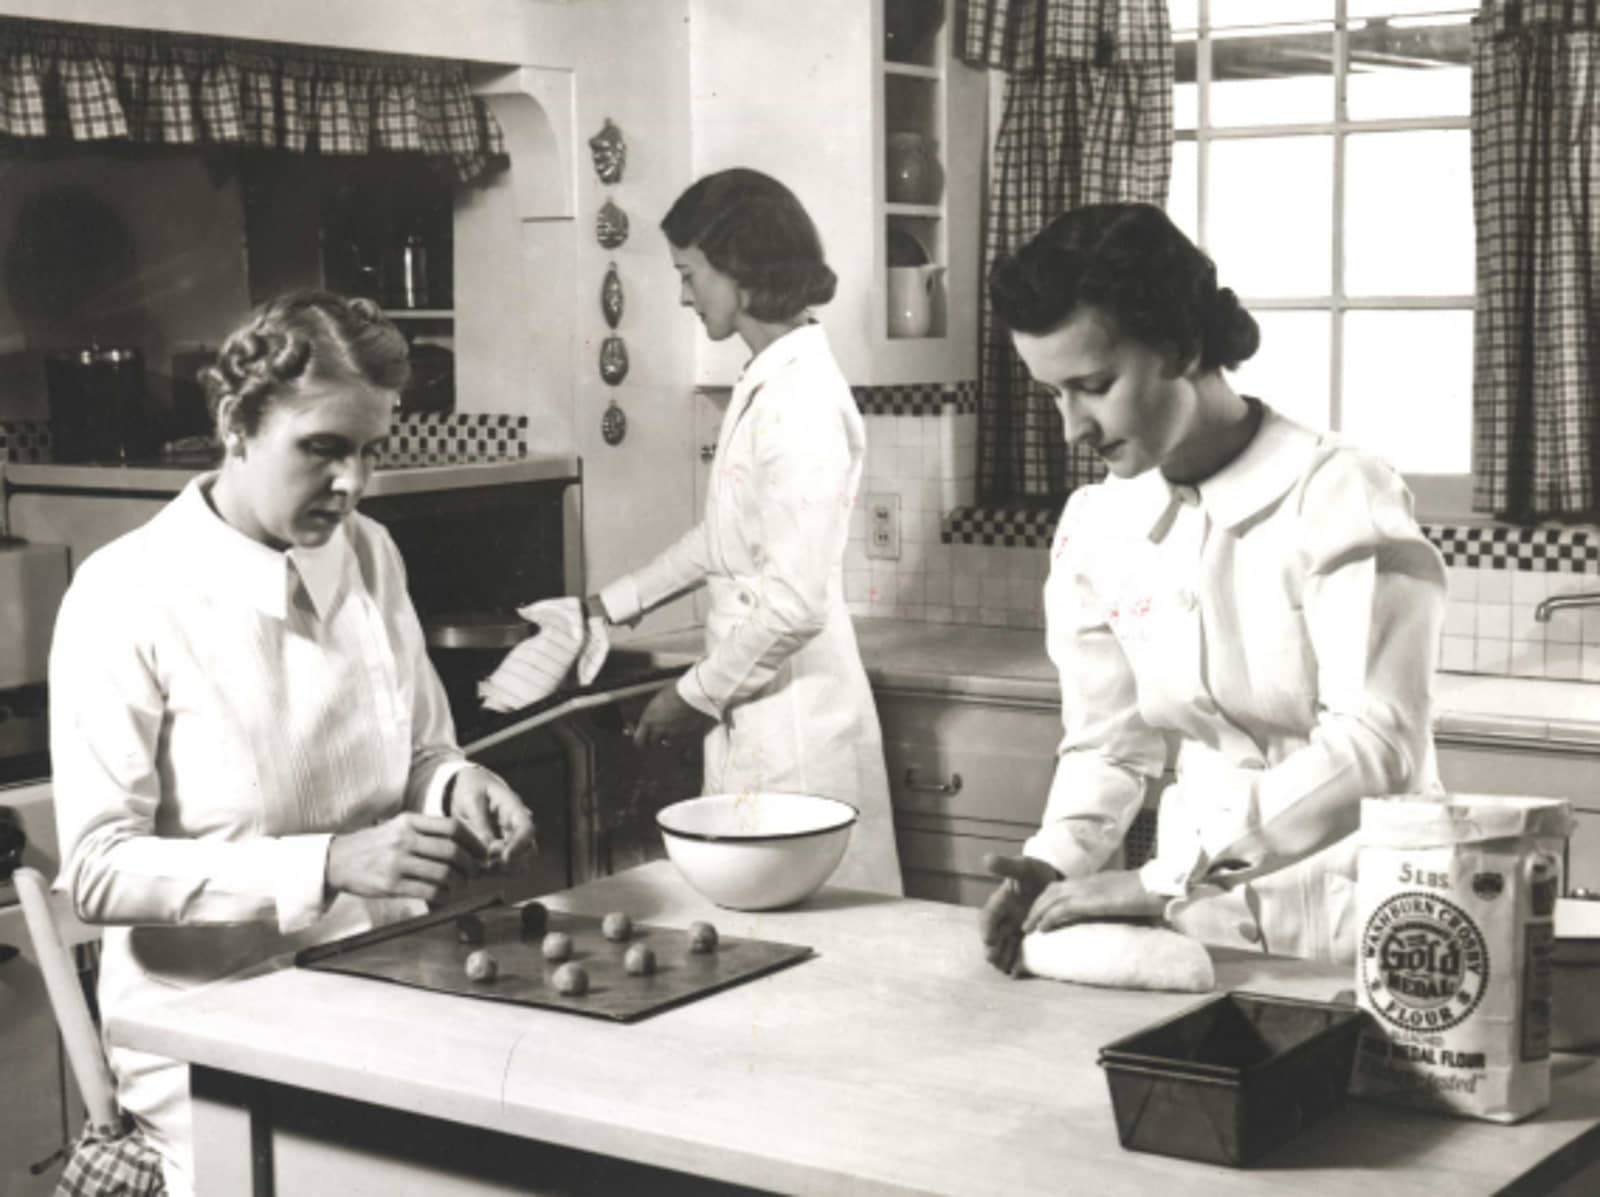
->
[1112,405,1324,542]
[167,476,349,620]
[735,321,826,396]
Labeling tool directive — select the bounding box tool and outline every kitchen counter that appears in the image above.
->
[2,455,579,497]
[621,617,1600,748]
[111,860,1600,1196]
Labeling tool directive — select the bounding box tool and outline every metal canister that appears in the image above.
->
[45,345,151,463]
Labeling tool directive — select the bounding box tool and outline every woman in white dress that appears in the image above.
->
[51,291,534,1196]
[976,204,1446,969]
[593,169,902,894]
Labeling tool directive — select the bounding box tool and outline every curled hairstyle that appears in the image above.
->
[200,290,411,437]
[660,168,836,322]
[988,203,1259,373]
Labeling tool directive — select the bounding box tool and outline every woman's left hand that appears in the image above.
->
[632,684,717,750]
[449,766,536,867]
[1021,869,1168,936]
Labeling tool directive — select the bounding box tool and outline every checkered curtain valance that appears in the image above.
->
[1472,1,1600,519]
[0,18,506,182]
[957,1,1173,502]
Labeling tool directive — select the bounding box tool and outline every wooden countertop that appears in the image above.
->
[621,617,1600,748]
[110,861,1600,1196]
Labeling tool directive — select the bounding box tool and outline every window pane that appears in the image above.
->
[1174,33,1198,130]
[1212,0,1332,27]
[1229,311,1331,433]
[1212,25,1334,126]
[1348,1,1477,17]
[1207,136,1332,297]
[1169,140,1198,245]
[1346,16,1472,120]
[1346,130,1473,296]
[1170,0,1199,32]
[1342,310,1473,474]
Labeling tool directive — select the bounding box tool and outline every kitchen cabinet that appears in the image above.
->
[687,0,984,387]
[1436,735,1600,893]
[876,686,1159,905]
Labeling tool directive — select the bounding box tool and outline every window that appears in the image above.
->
[1169,1,1476,504]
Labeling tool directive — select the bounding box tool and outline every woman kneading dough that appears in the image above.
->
[977,204,1446,977]
[588,169,901,894]
[50,291,534,1196]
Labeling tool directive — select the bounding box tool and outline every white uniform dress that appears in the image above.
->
[1025,405,1447,962]
[601,324,901,894]
[50,478,468,1197]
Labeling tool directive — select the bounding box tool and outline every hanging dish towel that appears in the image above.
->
[478,597,609,712]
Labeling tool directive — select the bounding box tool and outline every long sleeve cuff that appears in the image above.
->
[676,665,723,721]
[1023,817,1121,880]
[1138,841,1208,899]
[599,576,643,625]
[278,833,336,934]
[421,758,473,817]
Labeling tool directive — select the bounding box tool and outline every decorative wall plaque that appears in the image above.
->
[596,199,629,249]
[601,399,628,445]
[588,118,627,185]
[601,262,624,329]
[599,334,629,386]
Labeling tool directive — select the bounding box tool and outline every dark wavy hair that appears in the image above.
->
[201,290,410,437]
[661,168,836,322]
[988,203,1259,373]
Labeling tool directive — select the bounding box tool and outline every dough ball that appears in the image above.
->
[455,914,485,945]
[552,962,590,996]
[601,911,633,942]
[541,931,574,962]
[1019,922,1215,993]
[519,902,549,935]
[688,920,719,954]
[624,944,656,976]
[464,949,498,983]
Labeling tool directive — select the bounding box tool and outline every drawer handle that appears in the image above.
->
[903,767,962,795]
[0,942,18,965]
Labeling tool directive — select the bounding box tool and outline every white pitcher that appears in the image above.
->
[887,263,945,338]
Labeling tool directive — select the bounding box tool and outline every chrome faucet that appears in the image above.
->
[1534,591,1600,622]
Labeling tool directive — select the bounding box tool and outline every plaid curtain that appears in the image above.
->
[958,0,1172,502]
[0,17,506,182]
[1472,1,1600,520]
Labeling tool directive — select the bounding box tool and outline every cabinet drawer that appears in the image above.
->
[876,690,1059,826]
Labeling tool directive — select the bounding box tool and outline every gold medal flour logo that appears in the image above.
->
[1360,891,1490,1033]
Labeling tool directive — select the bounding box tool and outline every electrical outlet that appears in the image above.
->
[864,492,900,561]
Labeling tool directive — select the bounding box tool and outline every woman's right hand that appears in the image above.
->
[978,853,1063,976]
[326,813,488,902]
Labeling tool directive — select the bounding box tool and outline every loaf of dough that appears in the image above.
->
[1019,922,1216,993]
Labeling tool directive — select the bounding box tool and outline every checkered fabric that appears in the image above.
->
[1423,522,1600,573]
[1471,3,1600,519]
[0,17,506,182]
[54,1120,167,1197]
[959,1,1173,502]
[941,503,1061,548]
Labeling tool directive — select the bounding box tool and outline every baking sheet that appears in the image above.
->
[295,896,813,1022]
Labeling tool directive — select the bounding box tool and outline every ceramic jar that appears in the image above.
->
[885,132,942,205]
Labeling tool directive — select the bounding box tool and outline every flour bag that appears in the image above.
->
[1352,795,1573,1123]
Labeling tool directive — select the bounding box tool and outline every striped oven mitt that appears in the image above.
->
[477,597,610,712]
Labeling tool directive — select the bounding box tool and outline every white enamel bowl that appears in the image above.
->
[655,792,858,911]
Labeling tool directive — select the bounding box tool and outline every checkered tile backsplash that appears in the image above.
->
[841,402,1600,678]
[0,414,528,471]
[379,412,529,467]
